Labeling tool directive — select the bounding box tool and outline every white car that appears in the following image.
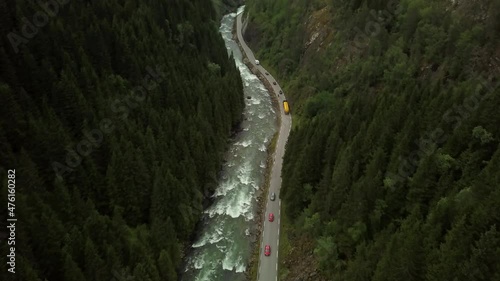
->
[255,60,260,65]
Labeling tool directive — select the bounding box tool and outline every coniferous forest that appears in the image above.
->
[0,0,244,280]
[246,0,500,280]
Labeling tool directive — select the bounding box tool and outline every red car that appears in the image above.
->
[264,245,271,256]
[269,213,274,222]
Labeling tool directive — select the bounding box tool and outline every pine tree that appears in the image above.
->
[62,248,86,281]
[158,250,178,281]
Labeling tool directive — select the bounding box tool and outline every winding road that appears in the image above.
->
[236,8,292,281]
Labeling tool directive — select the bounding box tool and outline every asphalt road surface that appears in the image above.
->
[236,9,292,281]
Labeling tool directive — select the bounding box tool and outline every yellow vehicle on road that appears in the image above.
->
[283,100,290,114]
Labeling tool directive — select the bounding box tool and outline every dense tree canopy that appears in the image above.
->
[0,0,244,280]
[246,0,500,279]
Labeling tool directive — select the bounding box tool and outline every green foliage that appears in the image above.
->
[0,0,244,280]
[246,0,500,279]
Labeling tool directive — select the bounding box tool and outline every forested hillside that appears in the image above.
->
[0,0,244,280]
[245,0,500,280]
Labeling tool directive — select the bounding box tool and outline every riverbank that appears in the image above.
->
[180,12,278,280]
[232,14,283,281]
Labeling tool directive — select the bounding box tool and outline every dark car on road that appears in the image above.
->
[273,81,277,85]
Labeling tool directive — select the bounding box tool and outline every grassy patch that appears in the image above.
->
[248,240,260,280]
